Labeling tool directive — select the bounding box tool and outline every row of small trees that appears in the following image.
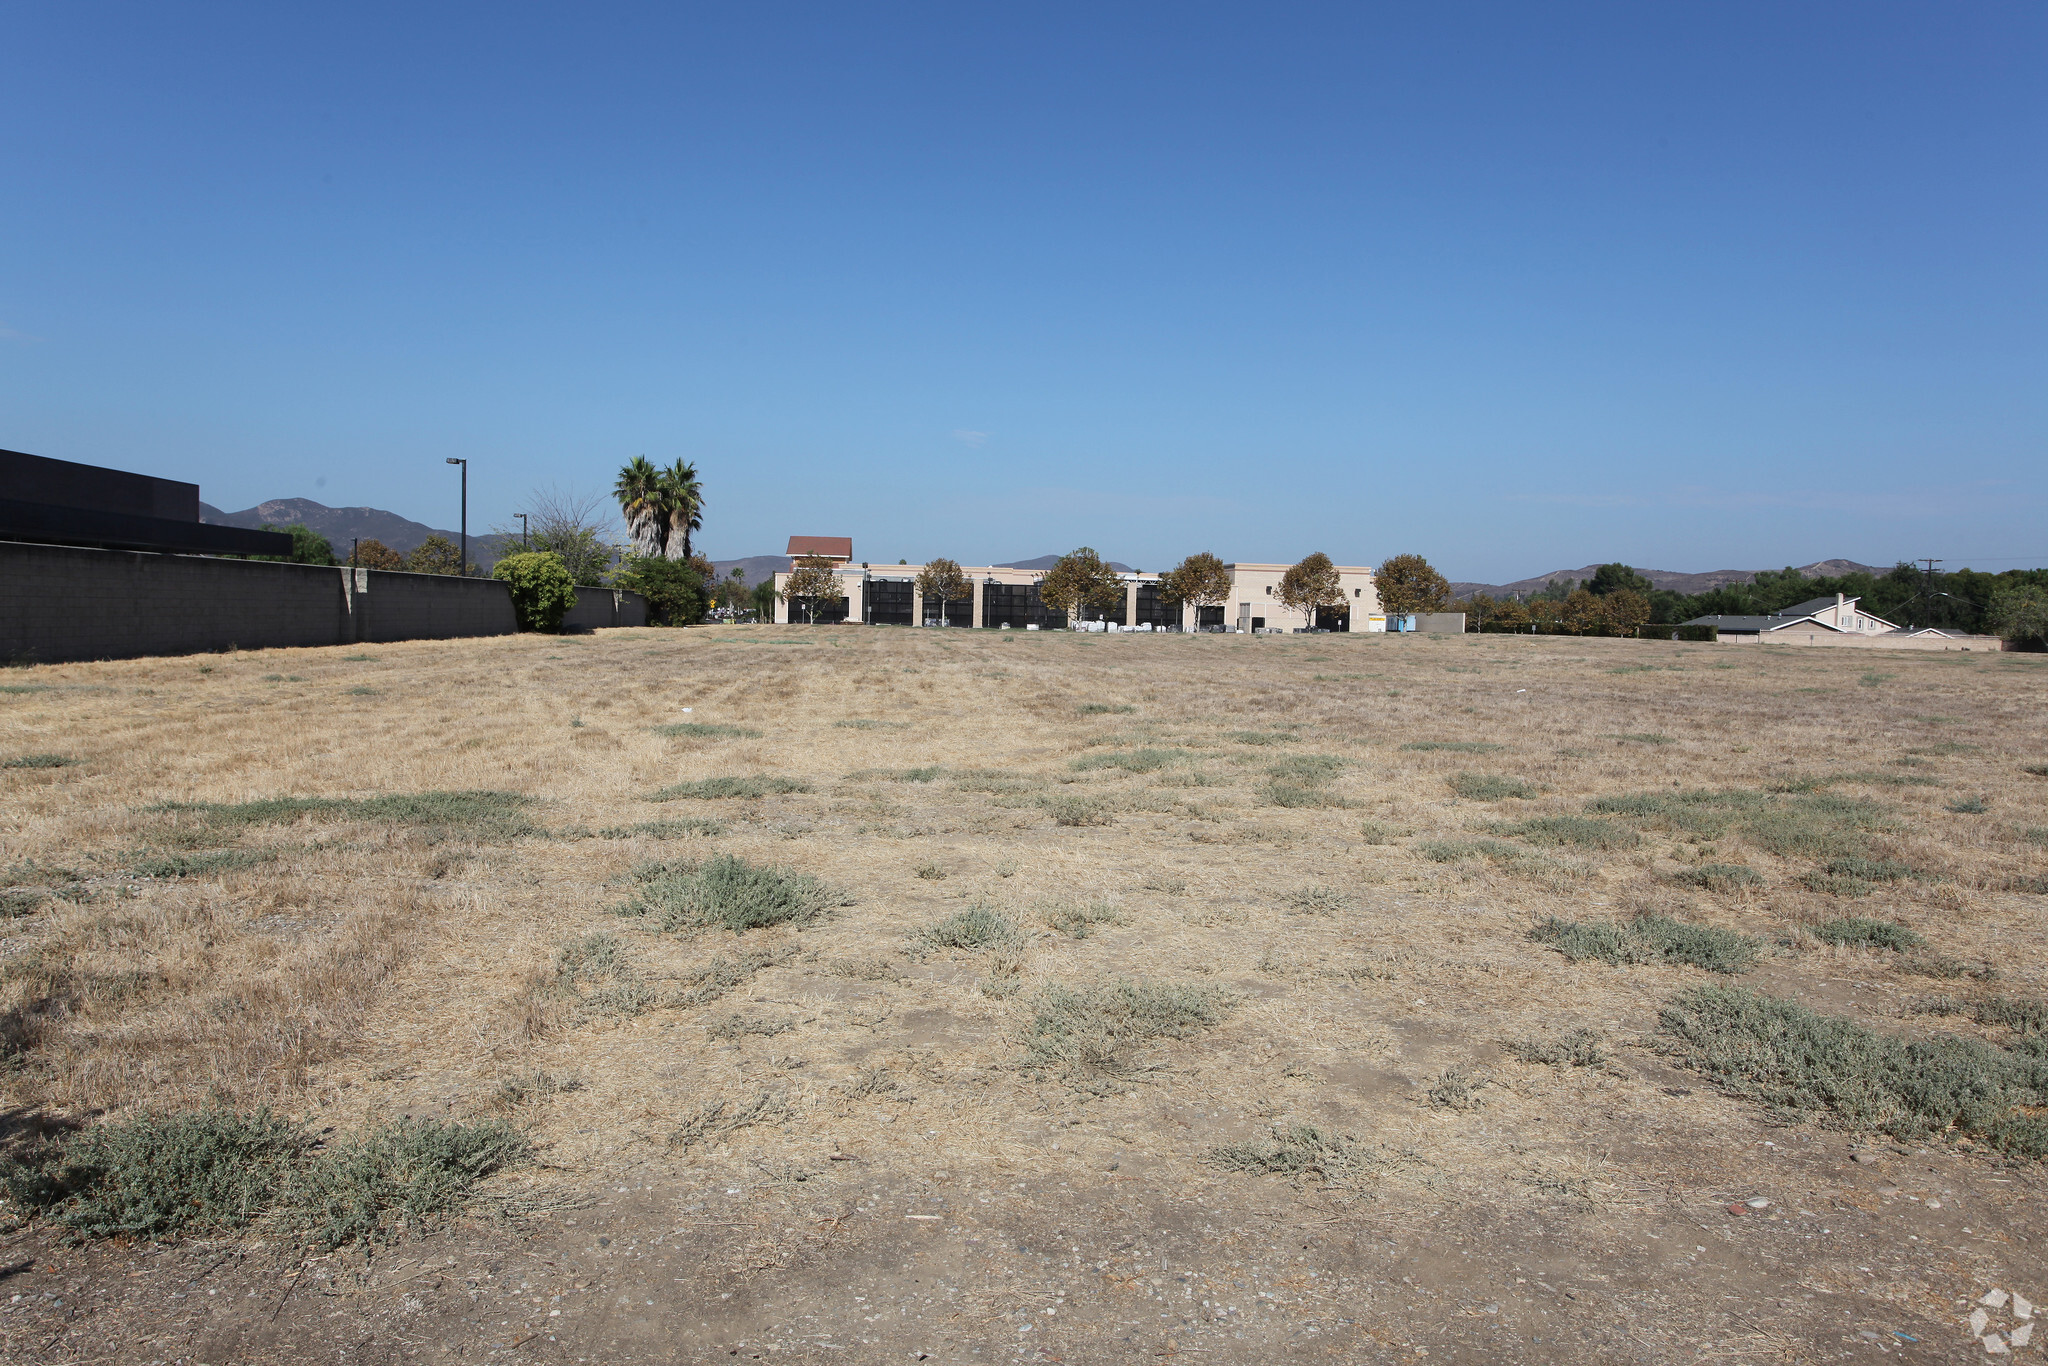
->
[779,547,1458,627]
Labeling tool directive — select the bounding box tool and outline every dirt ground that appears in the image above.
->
[1,623,2044,1364]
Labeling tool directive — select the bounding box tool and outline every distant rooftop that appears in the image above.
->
[787,535,853,561]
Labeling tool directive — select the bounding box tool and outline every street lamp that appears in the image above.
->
[445,458,468,576]
[516,513,528,549]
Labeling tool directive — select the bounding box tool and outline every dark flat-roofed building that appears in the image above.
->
[1,448,290,556]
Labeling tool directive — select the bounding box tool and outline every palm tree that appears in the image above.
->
[613,456,666,559]
[659,460,704,562]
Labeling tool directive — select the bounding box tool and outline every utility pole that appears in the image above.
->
[1919,558,1941,630]
[446,458,468,576]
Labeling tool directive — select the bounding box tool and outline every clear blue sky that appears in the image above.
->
[4,3,2043,582]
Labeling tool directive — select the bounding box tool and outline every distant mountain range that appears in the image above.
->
[199,498,515,568]
[1447,559,1880,600]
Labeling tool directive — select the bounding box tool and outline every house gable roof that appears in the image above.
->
[787,535,853,560]
[1776,595,1853,618]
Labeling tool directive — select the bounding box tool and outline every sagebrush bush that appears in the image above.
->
[1656,985,2048,1157]
[1023,979,1234,1075]
[913,902,1026,954]
[1531,913,1760,974]
[1669,864,1764,893]
[293,1117,529,1248]
[650,775,811,801]
[617,853,845,931]
[1814,918,1926,952]
[1450,772,1536,800]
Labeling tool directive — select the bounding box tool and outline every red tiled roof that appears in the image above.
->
[787,535,853,559]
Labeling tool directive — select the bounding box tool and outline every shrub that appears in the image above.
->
[1508,1027,1607,1067]
[1654,985,2048,1156]
[1948,796,1990,814]
[1531,913,1760,974]
[594,818,725,839]
[1400,741,1503,753]
[292,1117,528,1248]
[0,1108,305,1238]
[2,754,80,770]
[1041,899,1125,938]
[1415,837,1521,864]
[491,552,578,633]
[651,722,763,740]
[1285,885,1355,915]
[152,791,538,841]
[1023,979,1234,1075]
[617,853,845,932]
[128,849,278,879]
[650,775,811,801]
[616,555,708,626]
[1450,772,1536,800]
[913,902,1026,954]
[1041,794,1114,827]
[1077,703,1136,715]
[1070,748,1187,774]
[1261,781,1353,809]
[1814,918,1926,952]
[1496,816,1639,850]
[1229,731,1297,746]
[1669,864,1764,894]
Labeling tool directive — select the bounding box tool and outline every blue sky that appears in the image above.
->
[4,2,2043,581]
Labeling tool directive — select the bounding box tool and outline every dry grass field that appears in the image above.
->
[2,623,2045,1364]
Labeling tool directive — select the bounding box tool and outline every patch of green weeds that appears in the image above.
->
[344,686,382,697]
[1040,794,1114,827]
[1023,979,1235,1076]
[1070,748,1188,774]
[1814,918,1925,951]
[1585,789,1769,839]
[151,791,539,841]
[1400,741,1502,753]
[1606,733,1673,744]
[1740,794,1892,858]
[1357,821,1399,845]
[595,818,726,840]
[1229,731,1298,746]
[834,719,909,730]
[2024,764,2048,778]
[293,1117,528,1248]
[616,853,847,932]
[0,685,53,695]
[1078,703,1137,715]
[650,775,811,801]
[1415,837,1522,864]
[1907,742,1979,756]
[0,1110,525,1247]
[341,654,378,662]
[127,849,279,879]
[1668,864,1764,894]
[1860,672,1895,688]
[1041,899,1124,938]
[1654,985,2048,1157]
[651,722,763,740]
[914,901,1028,954]
[1508,1027,1607,1067]
[1209,1125,1384,1185]
[1607,664,1660,675]
[1262,780,1353,808]
[1947,796,1989,814]
[3,754,80,770]
[1531,913,1760,974]
[1491,816,1639,851]
[1425,1066,1488,1110]
[1449,772,1536,800]
[913,860,947,881]
[951,768,1030,794]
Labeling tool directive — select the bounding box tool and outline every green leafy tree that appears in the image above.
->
[351,538,403,570]
[1587,563,1654,597]
[1988,583,2048,649]
[405,535,466,576]
[658,461,704,562]
[1158,551,1233,631]
[613,456,667,559]
[1277,551,1345,628]
[1375,553,1451,614]
[714,568,749,613]
[259,523,337,566]
[783,556,841,624]
[750,579,778,622]
[1560,588,1608,635]
[1039,547,1124,627]
[915,557,972,627]
[492,552,578,633]
[617,555,708,626]
[1485,597,1531,633]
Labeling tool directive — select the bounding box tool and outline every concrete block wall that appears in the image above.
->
[0,540,526,663]
[559,587,650,632]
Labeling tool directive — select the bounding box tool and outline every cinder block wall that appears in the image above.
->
[0,541,521,663]
[558,587,650,632]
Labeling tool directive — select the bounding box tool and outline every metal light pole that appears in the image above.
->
[517,513,528,550]
[446,458,468,576]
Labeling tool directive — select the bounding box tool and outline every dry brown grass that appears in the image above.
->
[2,626,2045,1355]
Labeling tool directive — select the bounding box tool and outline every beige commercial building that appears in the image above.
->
[773,544,1387,632]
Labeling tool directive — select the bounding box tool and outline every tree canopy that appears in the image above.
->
[491,552,578,632]
[784,556,841,623]
[915,558,972,625]
[1587,563,1654,597]
[1375,553,1451,614]
[1039,548,1124,624]
[1277,552,1344,624]
[405,535,465,576]
[613,457,666,560]
[352,538,403,570]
